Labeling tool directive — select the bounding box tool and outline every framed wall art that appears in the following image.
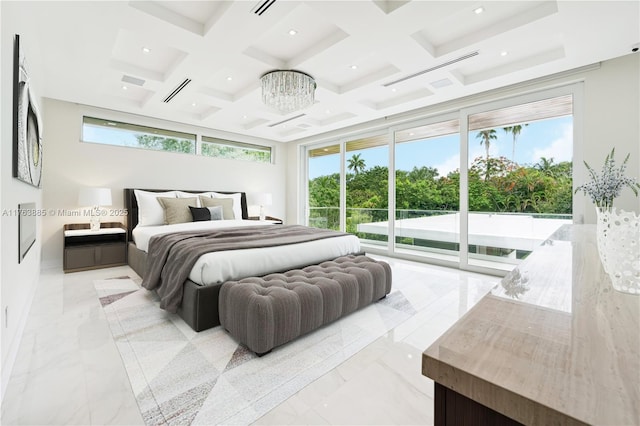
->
[13,34,43,188]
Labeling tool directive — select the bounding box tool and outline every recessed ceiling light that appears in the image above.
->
[323,148,329,152]
[192,102,197,107]
[409,132,415,136]
[121,85,128,90]
[325,109,331,114]
[142,47,151,54]
[242,115,248,119]
[350,65,358,70]
[226,76,233,81]
[474,6,484,14]
[501,51,508,56]
[288,29,297,36]
[391,88,397,92]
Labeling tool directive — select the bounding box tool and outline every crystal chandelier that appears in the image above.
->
[260,70,316,114]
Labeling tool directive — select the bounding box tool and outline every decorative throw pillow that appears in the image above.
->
[177,191,216,207]
[207,205,224,221]
[189,206,211,221]
[134,190,176,226]
[200,196,234,220]
[212,192,243,219]
[189,205,224,221]
[157,197,197,224]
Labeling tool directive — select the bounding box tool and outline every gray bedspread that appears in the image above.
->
[141,224,350,313]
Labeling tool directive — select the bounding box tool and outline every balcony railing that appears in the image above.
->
[308,206,572,263]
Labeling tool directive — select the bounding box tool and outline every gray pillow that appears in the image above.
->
[157,197,197,225]
[200,196,234,219]
[207,205,224,221]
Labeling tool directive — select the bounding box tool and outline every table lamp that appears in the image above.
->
[78,187,112,231]
[255,192,273,221]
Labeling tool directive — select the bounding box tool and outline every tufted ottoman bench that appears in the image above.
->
[218,255,392,355]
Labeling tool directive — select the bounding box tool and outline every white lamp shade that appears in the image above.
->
[255,192,272,206]
[78,187,112,206]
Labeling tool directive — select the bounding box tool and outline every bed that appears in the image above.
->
[124,188,362,331]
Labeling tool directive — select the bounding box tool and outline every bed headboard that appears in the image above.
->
[124,188,249,240]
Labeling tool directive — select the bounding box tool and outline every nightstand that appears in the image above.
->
[63,222,127,272]
[248,216,283,224]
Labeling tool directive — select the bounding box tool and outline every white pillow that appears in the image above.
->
[134,190,176,226]
[176,191,216,207]
[212,192,243,219]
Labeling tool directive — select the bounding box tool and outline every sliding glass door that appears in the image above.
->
[465,94,574,271]
[393,118,460,263]
[346,134,389,247]
[308,144,340,230]
[304,85,579,275]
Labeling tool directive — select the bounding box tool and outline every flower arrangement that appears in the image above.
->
[574,148,640,210]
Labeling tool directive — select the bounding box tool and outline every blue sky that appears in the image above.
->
[84,124,139,146]
[309,116,573,179]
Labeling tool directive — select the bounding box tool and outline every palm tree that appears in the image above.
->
[476,129,497,161]
[502,124,528,163]
[534,157,556,176]
[347,153,366,174]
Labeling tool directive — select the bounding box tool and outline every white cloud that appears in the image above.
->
[469,144,489,162]
[434,153,460,177]
[433,145,485,176]
[532,124,573,163]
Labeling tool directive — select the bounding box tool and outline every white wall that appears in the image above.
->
[581,54,640,220]
[41,99,287,268]
[1,3,45,399]
[286,53,640,225]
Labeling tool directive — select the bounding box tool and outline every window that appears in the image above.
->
[345,133,389,245]
[82,117,196,154]
[465,94,574,271]
[201,136,272,163]
[394,118,460,261]
[308,144,340,230]
[82,116,273,164]
[304,85,579,275]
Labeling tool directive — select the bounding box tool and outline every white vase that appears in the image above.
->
[595,207,640,295]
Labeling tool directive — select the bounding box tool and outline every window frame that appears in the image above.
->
[80,112,275,165]
[459,84,582,275]
[200,135,273,164]
[82,116,197,154]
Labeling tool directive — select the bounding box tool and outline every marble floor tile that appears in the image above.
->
[1,266,145,426]
[2,256,498,426]
[310,361,434,425]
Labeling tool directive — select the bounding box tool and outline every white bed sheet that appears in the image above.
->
[132,221,361,286]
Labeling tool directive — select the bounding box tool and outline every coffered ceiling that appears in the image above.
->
[13,1,640,142]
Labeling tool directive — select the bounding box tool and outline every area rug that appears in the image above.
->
[94,277,416,426]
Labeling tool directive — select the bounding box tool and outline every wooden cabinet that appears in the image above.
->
[434,383,523,426]
[63,222,127,272]
[423,225,639,425]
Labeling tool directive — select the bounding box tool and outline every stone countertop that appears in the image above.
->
[422,224,640,425]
